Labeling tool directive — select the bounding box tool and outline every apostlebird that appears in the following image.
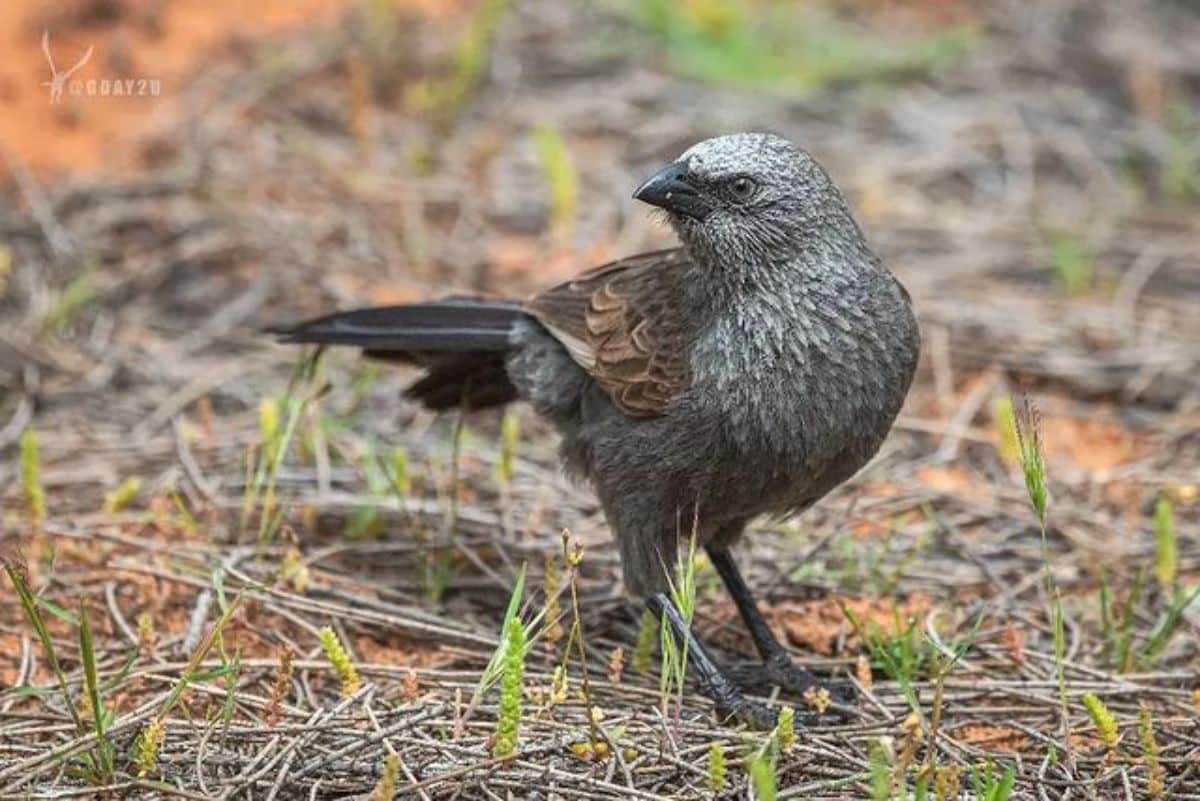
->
[271,133,920,728]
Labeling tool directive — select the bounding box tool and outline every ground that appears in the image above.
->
[1,0,1198,798]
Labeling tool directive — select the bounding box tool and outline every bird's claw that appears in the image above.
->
[713,695,779,731]
[764,652,856,706]
[726,653,856,719]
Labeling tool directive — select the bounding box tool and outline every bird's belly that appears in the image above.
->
[683,387,891,520]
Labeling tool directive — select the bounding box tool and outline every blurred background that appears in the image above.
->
[1,0,1198,796]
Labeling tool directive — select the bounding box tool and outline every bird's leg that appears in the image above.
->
[646,593,778,730]
[706,545,855,710]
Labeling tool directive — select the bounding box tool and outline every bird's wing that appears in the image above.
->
[525,248,691,418]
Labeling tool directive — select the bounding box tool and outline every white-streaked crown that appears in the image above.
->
[677,133,798,179]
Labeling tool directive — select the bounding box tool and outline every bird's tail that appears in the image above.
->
[268,299,526,410]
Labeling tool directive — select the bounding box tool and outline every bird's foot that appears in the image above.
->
[712,694,779,731]
[726,652,856,718]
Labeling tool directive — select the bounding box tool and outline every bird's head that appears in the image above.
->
[633,132,860,267]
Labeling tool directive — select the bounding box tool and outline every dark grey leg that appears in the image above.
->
[647,593,777,730]
[707,545,855,709]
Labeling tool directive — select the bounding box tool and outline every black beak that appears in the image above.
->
[633,162,712,221]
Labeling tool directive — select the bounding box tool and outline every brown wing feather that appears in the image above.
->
[525,249,691,417]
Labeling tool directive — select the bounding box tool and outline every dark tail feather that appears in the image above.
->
[268,299,525,411]
[406,352,519,410]
[267,299,523,352]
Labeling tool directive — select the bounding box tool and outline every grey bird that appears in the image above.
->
[270,133,920,728]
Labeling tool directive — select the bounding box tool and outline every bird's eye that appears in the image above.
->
[729,176,757,201]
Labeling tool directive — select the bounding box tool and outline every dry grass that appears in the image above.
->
[2,0,1199,797]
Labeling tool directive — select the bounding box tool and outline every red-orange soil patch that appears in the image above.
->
[356,633,450,669]
[1041,412,1151,473]
[761,594,935,656]
[956,723,1031,753]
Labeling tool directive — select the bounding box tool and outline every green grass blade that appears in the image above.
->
[35,594,80,626]
[474,564,527,699]
[4,564,85,734]
[157,593,244,722]
[78,597,115,778]
[1139,584,1200,667]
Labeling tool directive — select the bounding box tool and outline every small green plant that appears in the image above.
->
[1014,396,1069,744]
[933,764,962,800]
[319,626,362,697]
[749,752,777,801]
[542,550,565,655]
[20,428,47,525]
[1082,692,1120,756]
[533,125,579,239]
[153,587,244,725]
[390,447,411,499]
[133,720,166,778]
[471,566,542,716]
[1153,497,1178,591]
[347,363,384,413]
[77,597,116,782]
[422,545,456,605]
[631,609,658,673]
[926,635,958,783]
[167,489,200,535]
[1099,568,1142,671]
[492,614,526,758]
[866,713,929,801]
[692,551,724,600]
[243,376,314,546]
[1099,565,1200,672]
[991,395,1020,469]
[216,640,242,729]
[970,761,1016,801]
[429,410,471,601]
[102,477,141,514]
[137,612,157,658]
[368,753,401,801]
[1013,396,1048,528]
[1140,705,1165,798]
[776,706,796,753]
[1137,582,1200,668]
[659,532,700,719]
[548,663,569,704]
[347,440,392,539]
[1046,232,1095,295]
[407,0,510,122]
[707,741,727,793]
[2,579,129,787]
[621,0,977,95]
[869,738,893,801]
[280,545,311,593]
[496,411,520,485]
[259,396,281,444]
[4,563,89,766]
[843,605,929,712]
[41,269,97,333]
[1052,596,1067,715]
[1163,97,1200,201]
